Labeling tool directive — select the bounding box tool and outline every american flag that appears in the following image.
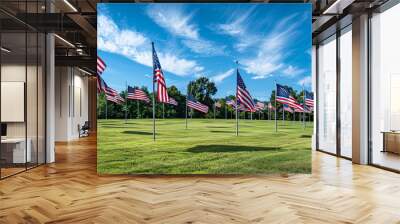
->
[276,84,303,110]
[104,83,118,97]
[294,106,312,113]
[305,91,314,107]
[187,95,209,113]
[226,99,236,107]
[268,102,275,110]
[255,102,265,111]
[97,74,118,96]
[106,94,124,104]
[236,70,255,112]
[215,102,222,108]
[168,97,178,106]
[97,56,106,75]
[238,104,251,112]
[294,108,304,113]
[127,86,150,103]
[97,74,106,93]
[283,104,294,113]
[303,105,312,113]
[152,43,169,103]
[227,100,248,111]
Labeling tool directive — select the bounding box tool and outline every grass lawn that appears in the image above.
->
[97,119,312,174]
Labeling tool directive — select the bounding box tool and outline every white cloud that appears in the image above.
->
[298,76,312,87]
[147,5,198,39]
[182,39,226,56]
[147,5,224,56]
[282,65,305,77]
[216,7,261,52]
[97,14,204,76]
[210,69,235,83]
[240,14,307,79]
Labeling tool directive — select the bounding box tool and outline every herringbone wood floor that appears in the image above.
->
[1,136,400,224]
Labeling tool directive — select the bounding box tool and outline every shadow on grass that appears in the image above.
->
[122,130,154,135]
[206,126,230,129]
[300,134,311,138]
[187,145,280,153]
[210,130,233,133]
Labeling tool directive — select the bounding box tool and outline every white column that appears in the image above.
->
[311,45,317,151]
[352,14,369,164]
[46,33,55,163]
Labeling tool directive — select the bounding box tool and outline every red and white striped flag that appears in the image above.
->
[283,104,294,113]
[97,56,106,75]
[106,94,124,104]
[127,86,150,103]
[268,102,275,110]
[152,43,169,103]
[187,95,208,113]
[168,97,178,106]
[255,102,265,111]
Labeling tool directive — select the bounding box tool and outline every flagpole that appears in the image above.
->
[225,102,227,120]
[137,100,139,118]
[236,61,239,136]
[214,102,216,120]
[125,81,128,123]
[105,99,108,120]
[268,106,270,120]
[283,106,285,125]
[152,42,156,141]
[274,81,277,132]
[303,85,305,129]
[186,89,188,129]
[162,103,165,119]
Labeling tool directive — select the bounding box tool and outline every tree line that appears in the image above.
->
[97,77,313,121]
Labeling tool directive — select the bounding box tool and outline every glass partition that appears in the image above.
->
[339,26,352,158]
[1,30,28,177]
[317,35,337,154]
[371,3,400,171]
[0,1,46,179]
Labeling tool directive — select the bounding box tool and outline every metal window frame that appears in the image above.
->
[0,0,47,180]
[315,21,353,161]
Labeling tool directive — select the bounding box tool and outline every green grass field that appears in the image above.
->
[97,119,312,174]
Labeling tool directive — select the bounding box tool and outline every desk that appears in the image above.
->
[382,131,400,154]
[1,138,31,163]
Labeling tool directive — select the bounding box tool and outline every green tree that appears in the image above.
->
[187,77,217,118]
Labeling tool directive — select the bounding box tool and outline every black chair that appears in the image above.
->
[79,121,90,138]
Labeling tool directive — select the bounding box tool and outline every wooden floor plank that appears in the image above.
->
[0,135,400,223]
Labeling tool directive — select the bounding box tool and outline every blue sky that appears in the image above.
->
[97,3,312,101]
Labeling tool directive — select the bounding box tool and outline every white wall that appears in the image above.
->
[54,67,89,141]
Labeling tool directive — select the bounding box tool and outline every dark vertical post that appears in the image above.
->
[137,100,139,118]
[225,103,227,119]
[125,81,127,123]
[336,28,341,156]
[275,81,277,132]
[303,85,306,129]
[152,42,156,141]
[236,61,239,136]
